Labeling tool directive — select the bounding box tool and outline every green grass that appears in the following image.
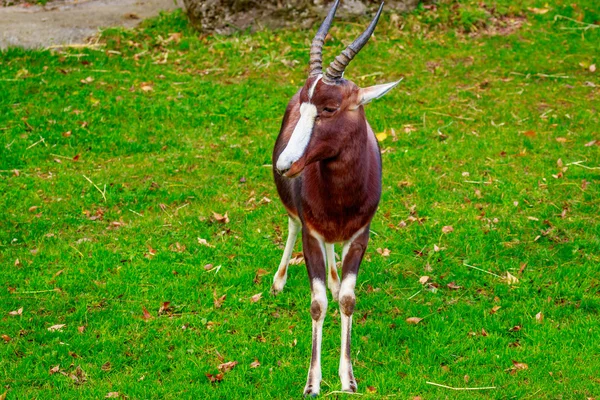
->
[1,0,599,398]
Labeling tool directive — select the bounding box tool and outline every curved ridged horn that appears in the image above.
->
[323,2,384,84]
[309,0,341,77]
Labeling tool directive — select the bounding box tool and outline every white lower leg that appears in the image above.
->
[325,243,340,300]
[304,279,327,396]
[338,274,357,392]
[272,217,300,294]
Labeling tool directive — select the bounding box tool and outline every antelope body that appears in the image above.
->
[271,1,399,395]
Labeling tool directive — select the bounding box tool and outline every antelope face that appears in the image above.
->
[274,0,400,178]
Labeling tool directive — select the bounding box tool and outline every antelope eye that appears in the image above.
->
[323,107,338,114]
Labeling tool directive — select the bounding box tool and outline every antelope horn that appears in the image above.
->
[323,2,384,84]
[309,0,341,77]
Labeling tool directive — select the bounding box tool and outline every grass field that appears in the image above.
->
[1,0,599,398]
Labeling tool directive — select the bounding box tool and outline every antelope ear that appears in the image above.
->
[357,79,402,106]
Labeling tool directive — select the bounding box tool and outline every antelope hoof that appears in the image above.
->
[271,275,286,295]
[303,382,320,397]
[341,371,357,393]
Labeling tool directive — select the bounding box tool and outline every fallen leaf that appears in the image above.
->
[535,311,544,324]
[203,263,213,271]
[14,258,21,266]
[250,359,260,368]
[590,64,596,73]
[447,281,462,290]
[512,360,528,370]
[288,255,304,265]
[48,324,65,332]
[101,361,111,371]
[206,372,224,383]
[419,276,430,284]
[406,317,423,325]
[442,225,454,234]
[80,76,94,84]
[528,7,549,14]
[376,248,391,257]
[367,386,377,393]
[213,290,226,309]
[585,140,597,147]
[556,137,567,143]
[198,238,214,247]
[169,242,186,252]
[218,361,238,373]
[376,132,388,142]
[490,305,501,314]
[518,262,528,274]
[158,301,170,314]
[78,326,86,334]
[212,212,229,224]
[49,365,60,375]
[28,205,40,212]
[509,325,522,332]
[433,244,442,252]
[1,334,10,343]
[105,393,120,398]
[523,130,536,137]
[142,307,152,321]
[140,82,153,92]
[504,272,519,285]
[481,328,488,336]
[250,293,263,303]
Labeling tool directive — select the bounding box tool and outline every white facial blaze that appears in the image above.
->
[276,102,317,171]
[277,77,321,172]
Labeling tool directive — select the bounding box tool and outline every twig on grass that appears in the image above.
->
[129,209,144,217]
[16,289,60,294]
[463,262,503,279]
[325,391,364,397]
[554,15,599,31]
[83,175,107,202]
[26,136,46,150]
[407,289,422,300]
[566,161,600,170]
[426,381,496,391]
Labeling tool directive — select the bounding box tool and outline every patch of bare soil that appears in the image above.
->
[0,0,183,49]
[470,15,527,37]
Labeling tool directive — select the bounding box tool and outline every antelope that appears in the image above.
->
[271,0,400,396]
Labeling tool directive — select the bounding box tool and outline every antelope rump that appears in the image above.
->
[271,0,400,396]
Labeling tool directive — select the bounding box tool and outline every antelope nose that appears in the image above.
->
[277,167,289,176]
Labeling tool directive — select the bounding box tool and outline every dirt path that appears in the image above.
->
[0,0,184,50]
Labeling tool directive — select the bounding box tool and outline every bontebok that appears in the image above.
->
[271,0,400,395]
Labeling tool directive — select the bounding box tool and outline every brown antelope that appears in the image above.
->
[271,0,400,396]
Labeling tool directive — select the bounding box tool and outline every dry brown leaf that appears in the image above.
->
[377,248,391,257]
[556,137,567,143]
[140,82,153,92]
[288,255,304,265]
[442,225,454,234]
[78,326,86,334]
[481,328,488,336]
[49,365,60,375]
[535,311,544,324]
[512,360,528,370]
[250,292,263,303]
[48,324,65,332]
[169,242,186,253]
[203,263,213,271]
[250,359,260,368]
[1,334,10,343]
[105,393,120,398]
[213,291,226,309]
[14,258,21,266]
[523,130,536,137]
[509,325,522,332]
[212,212,229,224]
[197,238,214,247]
[490,305,501,314]
[405,317,423,325]
[447,281,462,290]
[218,361,238,373]
[590,64,596,73]
[206,372,224,383]
[419,276,430,284]
[142,307,152,321]
[158,302,171,314]
[367,386,377,394]
[101,362,112,371]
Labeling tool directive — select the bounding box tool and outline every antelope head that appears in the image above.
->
[275,0,400,178]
